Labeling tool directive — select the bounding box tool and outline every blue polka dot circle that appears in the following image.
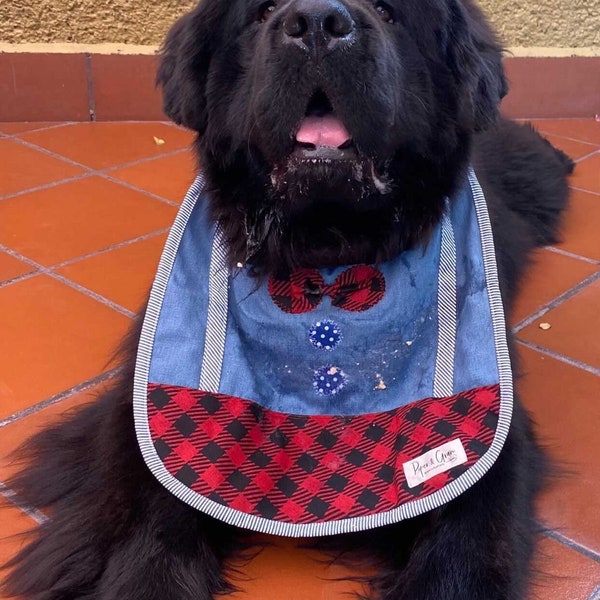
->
[313,365,347,396]
[309,320,342,351]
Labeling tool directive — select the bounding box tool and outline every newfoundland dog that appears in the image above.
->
[2,0,573,599]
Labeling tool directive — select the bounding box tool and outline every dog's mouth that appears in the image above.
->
[292,89,357,160]
[268,88,392,213]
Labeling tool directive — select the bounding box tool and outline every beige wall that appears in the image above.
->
[0,0,598,47]
[479,0,599,47]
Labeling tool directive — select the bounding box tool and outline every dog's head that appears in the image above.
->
[158,0,506,273]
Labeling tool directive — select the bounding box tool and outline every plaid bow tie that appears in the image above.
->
[268,265,386,314]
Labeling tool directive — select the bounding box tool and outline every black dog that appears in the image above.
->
[2,0,573,598]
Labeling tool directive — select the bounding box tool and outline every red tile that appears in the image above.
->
[519,346,600,553]
[0,122,58,135]
[570,152,600,193]
[511,249,598,326]
[228,534,600,600]
[0,177,176,266]
[91,55,164,121]
[0,137,84,197]
[226,538,369,600]
[518,279,600,369]
[20,122,195,170]
[538,133,598,161]
[0,275,130,418]
[527,537,600,600]
[531,118,600,145]
[0,380,112,482]
[0,251,35,284]
[0,54,89,121]
[109,151,198,203]
[56,234,168,313]
[558,189,600,261]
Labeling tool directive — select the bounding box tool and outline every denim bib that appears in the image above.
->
[134,168,513,537]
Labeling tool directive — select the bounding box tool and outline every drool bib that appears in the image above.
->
[134,168,513,537]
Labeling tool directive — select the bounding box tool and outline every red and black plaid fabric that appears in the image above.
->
[268,265,385,314]
[147,383,500,524]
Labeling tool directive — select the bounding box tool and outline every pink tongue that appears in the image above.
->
[295,115,351,148]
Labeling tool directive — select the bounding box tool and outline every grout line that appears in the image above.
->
[541,528,600,564]
[0,227,167,287]
[0,136,189,206]
[570,186,600,197]
[164,121,197,137]
[513,271,600,333]
[0,244,135,318]
[0,367,122,429]
[0,172,95,202]
[534,128,600,147]
[9,135,118,169]
[50,272,136,318]
[1,121,176,135]
[103,146,189,173]
[14,119,172,124]
[526,117,600,121]
[545,245,600,265]
[51,227,170,269]
[98,172,180,206]
[0,269,40,290]
[85,53,97,122]
[0,484,48,525]
[516,339,600,376]
[10,134,189,174]
[20,122,78,134]
[574,149,600,163]
[0,122,77,137]
[0,245,54,270]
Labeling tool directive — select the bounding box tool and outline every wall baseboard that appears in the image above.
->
[0,52,598,122]
[502,57,599,119]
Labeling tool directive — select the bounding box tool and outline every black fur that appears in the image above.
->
[2,0,572,598]
[158,0,511,275]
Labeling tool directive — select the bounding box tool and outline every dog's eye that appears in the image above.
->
[374,1,394,23]
[258,1,276,22]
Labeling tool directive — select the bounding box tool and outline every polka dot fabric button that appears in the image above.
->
[309,320,342,351]
[313,365,347,396]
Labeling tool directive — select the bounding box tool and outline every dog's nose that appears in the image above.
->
[283,0,355,59]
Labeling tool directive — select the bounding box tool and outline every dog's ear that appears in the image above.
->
[448,0,508,131]
[157,9,212,132]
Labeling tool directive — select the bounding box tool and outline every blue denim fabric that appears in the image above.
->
[149,177,498,416]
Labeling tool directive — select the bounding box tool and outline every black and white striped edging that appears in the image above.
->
[133,175,208,506]
[466,167,514,463]
[199,224,229,392]
[433,206,457,398]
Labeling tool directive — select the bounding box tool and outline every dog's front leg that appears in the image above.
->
[94,495,236,600]
[375,403,545,600]
[1,378,238,600]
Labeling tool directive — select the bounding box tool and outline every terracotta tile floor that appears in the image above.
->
[0,119,599,598]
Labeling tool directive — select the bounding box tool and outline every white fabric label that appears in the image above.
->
[403,438,468,488]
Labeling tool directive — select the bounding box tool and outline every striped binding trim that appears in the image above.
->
[133,169,513,537]
[432,206,457,398]
[466,166,514,470]
[199,224,229,392]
